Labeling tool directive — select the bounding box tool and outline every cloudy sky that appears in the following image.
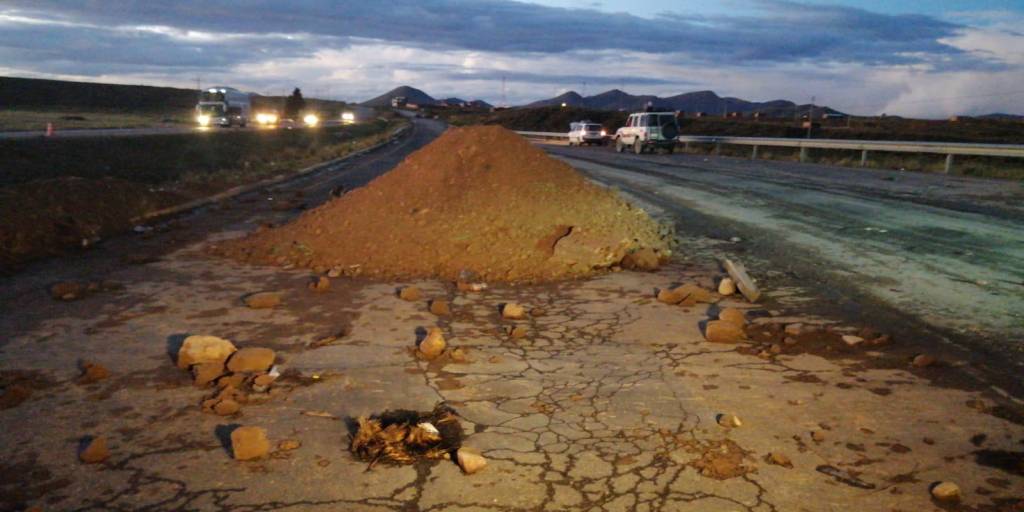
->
[2,0,1023,117]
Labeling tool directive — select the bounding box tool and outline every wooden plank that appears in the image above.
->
[722,258,761,303]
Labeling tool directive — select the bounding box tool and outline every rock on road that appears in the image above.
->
[543,144,1024,370]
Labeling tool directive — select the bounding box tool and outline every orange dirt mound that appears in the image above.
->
[212,125,672,282]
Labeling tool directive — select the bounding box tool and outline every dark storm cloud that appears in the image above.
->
[3,0,977,67]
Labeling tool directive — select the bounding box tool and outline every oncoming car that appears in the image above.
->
[614,112,679,154]
[568,121,607,146]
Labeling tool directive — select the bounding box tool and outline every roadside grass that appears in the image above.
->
[0,108,191,131]
[675,142,1024,180]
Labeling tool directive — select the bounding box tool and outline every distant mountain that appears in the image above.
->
[362,85,437,107]
[978,113,1024,121]
[526,88,842,117]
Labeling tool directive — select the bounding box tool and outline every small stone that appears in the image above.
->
[529,307,546,317]
[912,354,937,368]
[704,320,746,343]
[230,426,270,461]
[766,452,793,468]
[217,373,246,389]
[456,447,488,474]
[501,303,526,319]
[842,335,864,346]
[278,439,301,451]
[192,362,225,387]
[214,399,241,416]
[931,481,961,502]
[450,347,469,363]
[718,414,742,428]
[769,343,783,355]
[177,335,237,370]
[621,248,661,271]
[51,281,85,301]
[418,328,446,359]
[784,323,803,336]
[718,278,736,296]
[399,286,422,301]
[79,436,110,463]
[244,292,281,309]
[507,325,528,339]
[252,373,277,392]
[811,431,826,442]
[718,308,746,327]
[783,336,798,345]
[456,281,487,292]
[327,267,342,278]
[657,288,684,304]
[308,276,330,292]
[226,348,276,373]
[429,299,451,316]
[78,361,110,384]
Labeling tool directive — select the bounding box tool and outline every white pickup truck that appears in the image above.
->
[614,112,679,154]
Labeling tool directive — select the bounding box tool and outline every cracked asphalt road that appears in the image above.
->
[0,123,1022,511]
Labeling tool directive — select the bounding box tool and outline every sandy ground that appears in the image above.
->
[1,120,1022,511]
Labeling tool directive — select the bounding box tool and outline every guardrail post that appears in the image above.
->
[684,141,690,152]
[944,154,954,174]
[799,147,808,163]
[714,142,721,156]
[751,145,759,160]
[860,150,868,167]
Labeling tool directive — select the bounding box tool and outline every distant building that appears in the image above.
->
[821,113,847,120]
[752,112,765,119]
[390,96,407,108]
[694,112,707,118]
[728,111,743,118]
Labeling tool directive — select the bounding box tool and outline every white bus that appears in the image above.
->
[195,86,251,127]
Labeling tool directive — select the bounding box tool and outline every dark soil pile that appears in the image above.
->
[0,177,178,271]
[213,125,672,282]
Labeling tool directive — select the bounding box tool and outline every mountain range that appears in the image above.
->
[526,89,843,117]
[361,86,492,109]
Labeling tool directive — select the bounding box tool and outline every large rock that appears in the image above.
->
[226,347,276,373]
[177,335,237,370]
[718,308,747,327]
[456,447,488,474]
[550,227,630,271]
[191,362,225,387]
[230,426,270,460]
[705,320,746,343]
[418,328,446,359]
[244,292,282,309]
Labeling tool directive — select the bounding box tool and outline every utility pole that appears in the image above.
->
[806,95,815,139]
[501,76,507,108]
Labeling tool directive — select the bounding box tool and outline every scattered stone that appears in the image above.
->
[784,323,803,336]
[529,307,546,317]
[278,439,301,451]
[718,308,746,327]
[191,362,225,387]
[456,447,488,474]
[766,452,793,469]
[78,361,110,384]
[507,325,529,339]
[217,373,247,390]
[718,278,736,296]
[251,368,279,393]
[769,343,783,355]
[429,299,451,316]
[79,437,110,464]
[456,281,487,292]
[784,337,798,346]
[231,426,270,461]
[226,348,276,373]
[308,276,331,292]
[931,481,961,502]
[811,431,826,443]
[399,286,422,301]
[704,320,746,343]
[621,248,662,271]
[501,302,526,319]
[177,335,237,370]
[722,258,761,303]
[842,335,864,347]
[244,292,281,309]
[449,347,469,363]
[657,288,684,304]
[718,414,742,428]
[912,354,937,368]
[51,281,85,301]
[418,328,446,359]
[214,399,241,416]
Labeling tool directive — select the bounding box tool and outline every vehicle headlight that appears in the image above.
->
[196,115,210,126]
[341,112,355,123]
[303,114,319,127]
[601,130,607,137]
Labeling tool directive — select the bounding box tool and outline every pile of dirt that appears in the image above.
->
[213,125,671,281]
[0,177,178,271]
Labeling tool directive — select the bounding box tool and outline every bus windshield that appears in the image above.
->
[197,104,225,115]
[200,91,226,102]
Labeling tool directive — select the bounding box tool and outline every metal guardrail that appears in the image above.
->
[515,131,1024,174]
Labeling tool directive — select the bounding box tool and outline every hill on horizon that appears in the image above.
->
[361,85,492,109]
[526,88,843,118]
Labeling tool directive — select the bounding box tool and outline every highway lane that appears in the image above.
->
[544,143,1024,369]
[0,119,346,140]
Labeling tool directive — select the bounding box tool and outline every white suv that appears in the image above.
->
[614,112,679,154]
[568,121,607,146]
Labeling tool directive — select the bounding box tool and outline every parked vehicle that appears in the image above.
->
[568,121,607,146]
[195,86,251,127]
[614,112,679,154]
